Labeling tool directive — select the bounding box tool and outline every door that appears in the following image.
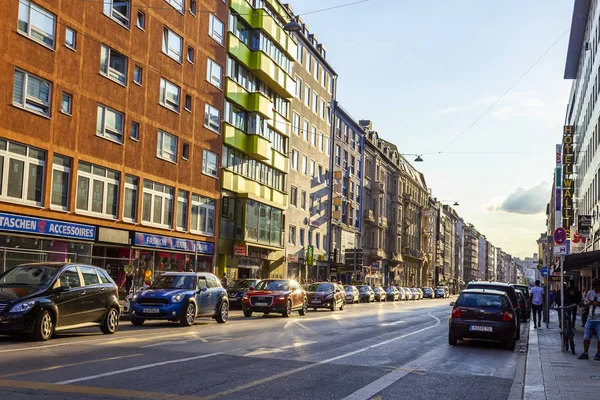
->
[205,275,223,315]
[290,281,303,309]
[195,276,212,315]
[79,266,106,323]
[53,266,85,327]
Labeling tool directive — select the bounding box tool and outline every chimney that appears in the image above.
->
[359,120,372,130]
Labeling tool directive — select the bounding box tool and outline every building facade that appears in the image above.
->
[218,0,296,280]
[439,204,458,290]
[0,0,227,285]
[463,224,479,283]
[455,218,465,291]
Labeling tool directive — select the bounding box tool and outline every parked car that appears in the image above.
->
[344,285,360,304]
[422,288,434,299]
[358,285,375,302]
[436,286,450,298]
[448,289,518,350]
[410,288,420,300]
[373,287,387,302]
[404,287,414,300]
[466,281,521,337]
[226,279,261,308]
[129,272,229,326]
[306,282,345,311]
[242,279,307,317]
[514,290,529,322]
[396,287,407,300]
[0,262,120,341]
[434,288,446,298]
[416,288,424,299]
[510,284,531,317]
[385,286,400,301]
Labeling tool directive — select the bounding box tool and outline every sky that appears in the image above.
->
[290,0,575,258]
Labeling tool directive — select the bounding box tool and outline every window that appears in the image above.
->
[123,175,138,222]
[301,190,306,210]
[157,130,177,162]
[319,131,324,152]
[295,77,302,99]
[184,94,192,112]
[291,150,299,170]
[162,27,183,62]
[303,120,309,141]
[61,93,72,115]
[289,225,296,245]
[177,190,188,231]
[302,155,308,175]
[100,45,128,85]
[165,0,184,13]
[133,66,142,85]
[310,159,316,178]
[202,149,218,177]
[136,10,145,29]
[182,143,190,160]
[290,186,298,207]
[130,121,139,140]
[292,113,301,135]
[209,14,224,45]
[103,0,130,28]
[307,52,312,74]
[350,155,355,174]
[65,28,76,49]
[18,0,56,49]
[191,194,215,235]
[13,69,52,117]
[80,266,100,286]
[50,154,70,210]
[187,46,195,63]
[299,228,305,246]
[308,231,312,246]
[190,0,196,15]
[142,180,174,228]
[76,162,120,218]
[204,103,221,133]
[96,105,124,143]
[305,85,311,107]
[335,145,341,166]
[207,58,223,88]
[0,140,46,206]
[297,44,303,64]
[313,92,319,114]
[58,267,81,288]
[222,147,285,192]
[311,126,317,147]
[325,137,331,156]
[343,150,348,170]
[320,99,326,119]
[159,78,180,112]
[316,233,320,250]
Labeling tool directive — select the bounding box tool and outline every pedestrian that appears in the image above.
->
[220,273,229,288]
[530,280,544,329]
[581,287,589,327]
[566,281,582,328]
[578,278,600,360]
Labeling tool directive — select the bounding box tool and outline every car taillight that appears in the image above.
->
[503,311,514,321]
[451,306,461,318]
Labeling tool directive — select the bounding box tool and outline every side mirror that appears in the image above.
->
[56,285,70,293]
[449,302,455,306]
[249,286,255,291]
[199,286,208,293]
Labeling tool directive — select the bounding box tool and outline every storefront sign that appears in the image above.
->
[371,262,380,272]
[562,126,575,230]
[578,215,592,234]
[306,245,314,266]
[0,212,96,240]
[196,241,215,255]
[98,227,129,244]
[233,244,247,256]
[134,233,195,252]
[288,254,299,263]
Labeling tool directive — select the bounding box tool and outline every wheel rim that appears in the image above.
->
[107,309,119,332]
[221,303,229,321]
[287,301,292,315]
[41,313,53,339]
[186,304,195,325]
[303,301,307,313]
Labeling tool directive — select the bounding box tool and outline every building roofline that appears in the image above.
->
[564,0,591,79]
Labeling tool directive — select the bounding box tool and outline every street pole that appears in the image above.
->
[545,268,549,328]
[560,255,564,348]
[326,98,337,284]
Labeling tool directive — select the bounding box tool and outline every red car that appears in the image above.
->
[242,279,307,318]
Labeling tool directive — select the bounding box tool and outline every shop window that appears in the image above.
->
[0,139,46,206]
[191,194,215,235]
[177,190,188,231]
[141,180,174,229]
[50,154,71,210]
[76,161,120,218]
[123,175,138,222]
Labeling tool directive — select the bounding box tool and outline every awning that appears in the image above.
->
[563,249,600,272]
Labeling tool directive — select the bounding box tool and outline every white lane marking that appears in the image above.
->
[55,352,221,385]
[380,320,405,327]
[244,341,317,357]
[142,339,195,348]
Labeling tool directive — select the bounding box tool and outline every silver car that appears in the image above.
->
[404,287,414,300]
[344,285,360,304]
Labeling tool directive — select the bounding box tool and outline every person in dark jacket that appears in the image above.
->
[566,282,582,328]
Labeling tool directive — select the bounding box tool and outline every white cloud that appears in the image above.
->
[489,181,550,215]
[436,105,472,114]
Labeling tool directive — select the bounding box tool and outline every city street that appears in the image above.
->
[0,298,527,400]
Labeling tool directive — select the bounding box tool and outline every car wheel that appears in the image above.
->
[215,302,229,324]
[180,302,196,327]
[130,317,145,326]
[515,328,521,340]
[243,309,253,318]
[282,299,293,318]
[340,300,344,311]
[505,339,516,351]
[32,310,54,341]
[448,333,458,346]
[299,299,308,316]
[100,307,120,334]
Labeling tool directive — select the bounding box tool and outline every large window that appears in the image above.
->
[123,175,138,222]
[18,0,56,49]
[103,0,130,28]
[289,225,296,245]
[311,126,317,147]
[51,154,71,210]
[76,162,119,218]
[96,104,124,143]
[177,190,188,231]
[209,14,224,45]
[202,150,218,178]
[165,0,184,13]
[224,101,265,136]
[13,69,52,117]
[291,150,298,171]
[292,113,300,135]
[159,78,180,112]
[100,45,127,85]
[295,77,302,100]
[204,103,221,133]
[207,58,223,88]
[142,180,174,228]
[222,146,285,192]
[302,155,307,175]
[157,130,178,162]
[290,186,298,207]
[162,27,183,62]
[335,145,341,166]
[0,139,45,206]
[245,200,282,246]
[191,194,215,235]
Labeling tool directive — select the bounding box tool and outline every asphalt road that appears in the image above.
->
[0,298,528,400]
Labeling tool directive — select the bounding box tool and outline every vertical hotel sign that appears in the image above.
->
[562,125,575,231]
[555,143,562,229]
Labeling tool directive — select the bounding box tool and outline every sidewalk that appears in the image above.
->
[523,312,600,399]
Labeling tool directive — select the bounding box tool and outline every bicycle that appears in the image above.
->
[551,304,578,354]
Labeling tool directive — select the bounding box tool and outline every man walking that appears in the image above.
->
[566,281,582,328]
[578,279,600,360]
[531,280,544,329]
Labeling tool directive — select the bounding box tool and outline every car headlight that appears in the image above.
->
[132,294,139,302]
[10,301,36,313]
[277,296,286,300]
[172,293,185,303]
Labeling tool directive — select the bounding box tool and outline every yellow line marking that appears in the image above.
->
[0,354,144,378]
[99,333,188,345]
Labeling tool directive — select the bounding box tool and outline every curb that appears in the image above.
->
[508,320,531,400]
[522,321,546,400]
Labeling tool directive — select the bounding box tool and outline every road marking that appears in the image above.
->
[380,320,405,326]
[244,341,316,357]
[56,352,221,385]
[142,340,194,348]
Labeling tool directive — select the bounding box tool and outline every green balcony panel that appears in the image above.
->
[225,78,273,117]
[222,170,288,208]
[223,123,271,161]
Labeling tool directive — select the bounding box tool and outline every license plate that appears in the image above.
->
[469,325,492,332]
[229,297,238,301]
[143,308,159,314]
[255,302,268,307]
[310,300,320,304]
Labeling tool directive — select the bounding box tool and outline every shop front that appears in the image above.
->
[0,212,95,272]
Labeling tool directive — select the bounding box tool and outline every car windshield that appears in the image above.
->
[0,265,61,287]
[308,283,334,292]
[386,287,395,291]
[457,293,507,308]
[228,280,256,289]
[254,280,290,291]
[152,275,196,290]
[344,286,354,292]
[359,286,370,292]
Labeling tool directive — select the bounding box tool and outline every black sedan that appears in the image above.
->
[226,279,260,308]
[448,289,518,350]
[422,288,434,298]
[385,286,400,301]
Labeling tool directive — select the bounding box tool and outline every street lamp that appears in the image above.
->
[400,153,423,162]
[283,20,303,32]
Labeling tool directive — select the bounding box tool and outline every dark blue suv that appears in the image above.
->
[129,272,228,326]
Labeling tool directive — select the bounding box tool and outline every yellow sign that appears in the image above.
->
[124,265,133,274]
